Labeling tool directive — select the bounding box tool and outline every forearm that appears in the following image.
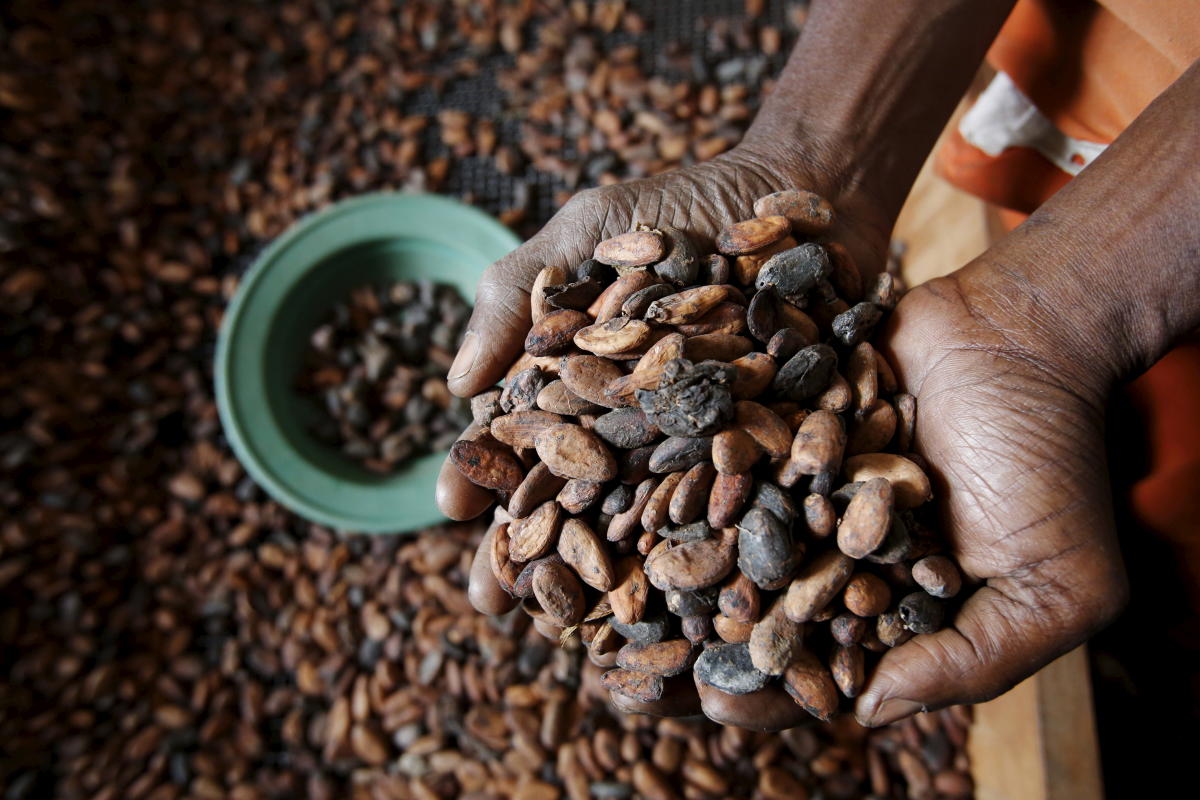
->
[741,0,1016,221]
[952,59,1200,395]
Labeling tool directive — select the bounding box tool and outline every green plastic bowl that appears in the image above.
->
[215,193,519,533]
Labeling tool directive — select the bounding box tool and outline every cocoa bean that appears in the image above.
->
[644,528,737,591]
[846,342,878,416]
[864,513,914,565]
[654,225,700,285]
[683,333,754,363]
[877,610,914,647]
[533,559,585,626]
[607,477,658,542]
[830,612,869,646]
[755,243,832,304]
[899,592,946,634]
[509,461,569,518]
[532,265,570,322]
[733,235,797,286]
[558,518,615,592]
[558,478,605,514]
[589,270,661,322]
[713,428,761,475]
[666,587,720,617]
[451,439,525,490]
[772,344,837,401]
[843,453,933,508]
[866,272,898,310]
[609,555,651,626]
[825,240,864,302]
[526,309,592,356]
[471,388,504,427]
[716,216,791,256]
[847,399,897,455]
[637,359,735,438]
[784,550,855,622]
[668,462,717,525]
[641,471,686,532]
[781,651,838,721]
[611,612,669,644]
[713,612,756,643]
[502,367,552,413]
[661,521,713,542]
[832,302,883,347]
[535,423,618,481]
[616,639,696,677]
[842,573,892,617]
[682,614,714,644]
[803,493,836,538]
[673,301,749,337]
[736,506,797,590]
[574,316,655,356]
[816,370,853,414]
[788,409,846,475]
[538,379,604,415]
[509,500,564,563]
[718,572,762,624]
[545,276,606,310]
[766,327,812,362]
[649,435,714,474]
[491,409,565,448]
[514,554,565,599]
[895,392,917,453]
[729,352,777,400]
[830,645,865,698]
[593,408,661,449]
[645,285,731,325]
[491,522,521,594]
[911,555,962,599]
[601,483,635,515]
[734,401,791,459]
[600,668,664,703]
[594,230,667,267]
[751,480,798,523]
[837,477,894,559]
[753,189,835,234]
[621,283,676,318]
[693,642,769,695]
[749,596,805,676]
[707,471,754,528]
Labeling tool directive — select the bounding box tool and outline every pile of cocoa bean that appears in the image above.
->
[297,280,473,472]
[452,190,964,717]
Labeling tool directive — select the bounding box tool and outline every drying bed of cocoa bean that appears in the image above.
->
[1,1,971,798]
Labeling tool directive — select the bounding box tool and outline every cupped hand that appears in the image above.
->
[437,146,890,522]
[854,271,1129,726]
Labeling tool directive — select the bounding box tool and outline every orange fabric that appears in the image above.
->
[936,0,1199,214]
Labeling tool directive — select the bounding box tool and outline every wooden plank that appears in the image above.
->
[968,646,1104,800]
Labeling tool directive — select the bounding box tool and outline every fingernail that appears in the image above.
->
[860,697,923,727]
[448,331,480,383]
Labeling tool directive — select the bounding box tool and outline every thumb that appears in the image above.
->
[447,227,589,397]
[853,578,1108,727]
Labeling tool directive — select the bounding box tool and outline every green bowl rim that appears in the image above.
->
[214,192,519,533]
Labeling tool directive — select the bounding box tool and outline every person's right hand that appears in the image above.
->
[436,144,892,523]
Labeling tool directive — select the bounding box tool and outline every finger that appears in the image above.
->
[467,523,518,616]
[854,576,1118,727]
[447,228,587,397]
[695,678,813,731]
[610,674,703,718]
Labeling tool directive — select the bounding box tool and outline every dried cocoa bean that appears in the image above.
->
[558,478,605,514]
[729,352,777,400]
[654,225,699,285]
[707,471,754,528]
[753,189,835,234]
[637,359,736,438]
[538,379,604,415]
[842,573,892,617]
[830,612,869,646]
[714,612,755,643]
[589,270,661,322]
[748,597,805,676]
[911,555,962,599]
[733,235,797,286]
[501,367,551,413]
[683,333,754,363]
[535,423,618,481]
[600,668,664,702]
[847,400,897,455]
[693,642,769,695]
[600,483,635,515]
[830,645,865,698]
[509,500,564,563]
[533,559,585,626]
[736,506,797,590]
[574,316,655,356]
[788,409,846,475]
[803,493,837,538]
[673,302,748,337]
[642,471,686,532]
[611,612,669,644]
[621,283,676,318]
[594,230,667,267]
[666,587,720,617]
[899,591,946,634]
[843,453,933,509]
[832,302,883,347]
[661,521,713,542]
[526,309,592,356]
[649,435,713,474]
[772,344,837,401]
[713,428,761,475]
[644,527,737,591]
[837,477,894,559]
[558,518,615,591]
[668,462,716,525]
[645,285,731,325]
[607,477,658,542]
[616,639,696,677]
[532,264,569,322]
[784,550,855,622]
[782,651,838,721]
[592,408,661,449]
[471,388,503,426]
[755,243,833,304]
[451,439,525,490]
[716,216,791,256]
[491,409,565,449]
[718,572,761,624]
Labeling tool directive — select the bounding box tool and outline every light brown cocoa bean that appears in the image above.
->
[450,438,525,491]
[843,453,933,508]
[877,610,913,647]
[557,518,615,591]
[749,596,805,676]
[784,550,855,622]
[716,216,791,256]
[673,302,748,337]
[535,423,618,481]
[557,478,604,514]
[718,572,761,624]
[815,370,852,414]
[712,428,761,475]
[594,231,667,267]
[842,572,892,616]
[912,555,963,599]
[825,240,864,302]
[525,309,592,356]
[641,470,685,532]
[509,500,564,563]
[573,316,654,356]
[803,493,836,538]
[729,352,777,400]
[875,348,899,392]
[632,761,679,800]
[588,620,623,656]
[589,270,661,322]
[490,522,520,594]
[505,352,562,382]
[830,644,865,698]
[599,668,664,703]
[532,264,569,323]
[713,612,755,643]
[645,527,737,591]
[609,555,650,625]
[538,379,604,415]
[616,639,695,677]
[753,189,835,234]
[683,333,754,362]
[837,477,894,559]
[846,342,878,416]
[645,285,731,324]
[830,612,869,646]
[509,461,569,518]
[607,477,658,542]
[781,651,838,721]
[788,410,846,476]
[707,471,754,528]
[668,462,716,526]
[733,401,791,459]
[773,300,820,343]
[847,399,897,455]
[490,409,565,449]
[532,559,585,626]
[559,354,625,408]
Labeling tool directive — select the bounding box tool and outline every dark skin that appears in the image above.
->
[442,0,1200,729]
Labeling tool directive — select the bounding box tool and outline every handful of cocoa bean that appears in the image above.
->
[451,189,964,722]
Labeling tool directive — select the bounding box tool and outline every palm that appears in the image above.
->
[854,276,1128,722]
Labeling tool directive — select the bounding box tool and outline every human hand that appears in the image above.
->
[851,271,1129,726]
[436,145,891,522]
